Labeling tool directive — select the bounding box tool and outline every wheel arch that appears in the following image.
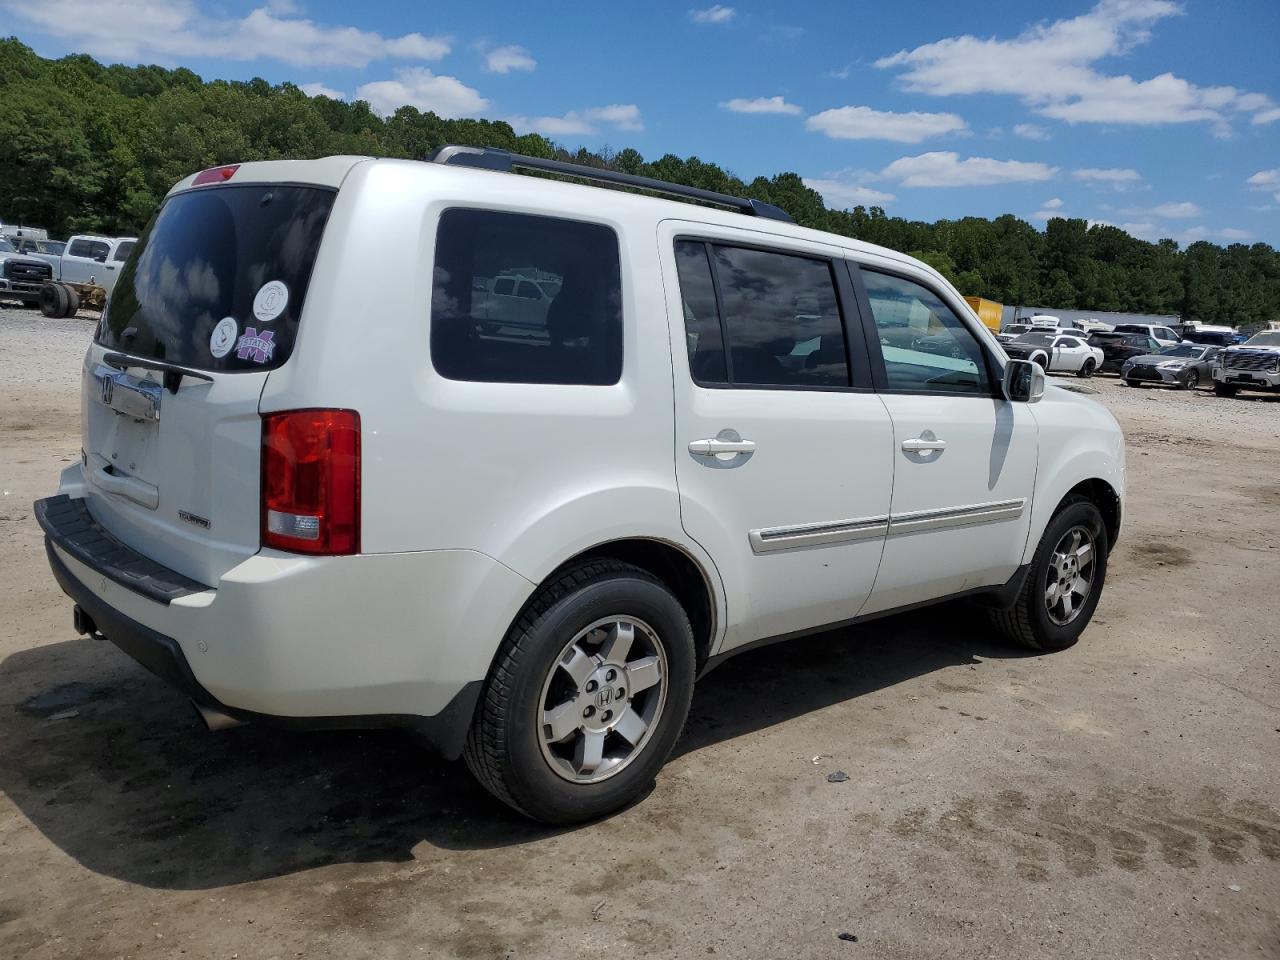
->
[1055,478,1122,552]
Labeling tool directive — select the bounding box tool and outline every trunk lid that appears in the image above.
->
[81,180,336,586]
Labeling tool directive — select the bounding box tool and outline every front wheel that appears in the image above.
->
[989,496,1108,651]
[464,560,695,824]
[1213,382,1237,398]
[1181,370,1200,390]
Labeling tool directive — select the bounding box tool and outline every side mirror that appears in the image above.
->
[1003,359,1045,403]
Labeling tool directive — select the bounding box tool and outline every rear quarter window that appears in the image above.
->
[430,209,623,386]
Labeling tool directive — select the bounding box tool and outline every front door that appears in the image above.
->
[852,265,1039,615]
[660,222,894,652]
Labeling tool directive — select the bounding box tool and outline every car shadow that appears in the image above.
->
[0,602,1033,890]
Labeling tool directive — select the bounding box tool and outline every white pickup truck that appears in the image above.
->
[32,234,137,317]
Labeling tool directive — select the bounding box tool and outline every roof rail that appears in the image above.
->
[429,145,795,224]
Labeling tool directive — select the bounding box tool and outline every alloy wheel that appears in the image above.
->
[537,616,668,784]
[1045,525,1097,626]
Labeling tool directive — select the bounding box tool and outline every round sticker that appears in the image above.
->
[209,316,238,359]
[252,281,289,323]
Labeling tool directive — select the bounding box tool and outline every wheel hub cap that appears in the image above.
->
[538,617,668,784]
[1045,525,1097,626]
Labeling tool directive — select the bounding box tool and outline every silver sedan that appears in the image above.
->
[1122,343,1220,389]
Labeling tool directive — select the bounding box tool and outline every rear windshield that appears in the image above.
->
[97,185,335,371]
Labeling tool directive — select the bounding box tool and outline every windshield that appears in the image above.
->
[1161,344,1204,358]
[0,238,14,253]
[1246,331,1280,347]
[97,185,335,371]
[1014,332,1056,346]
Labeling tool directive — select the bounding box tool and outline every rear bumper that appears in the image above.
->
[37,494,535,758]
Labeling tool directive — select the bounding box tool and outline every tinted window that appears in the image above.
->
[96,185,334,371]
[112,240,136,262]
[431,209,622,385]
[707,245,848,388]
[862,270,990,395]
[70,239,110,260]
[1058,337,1082,348]
[674,240,727,383]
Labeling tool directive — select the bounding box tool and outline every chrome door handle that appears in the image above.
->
[689,438,757,456]
[902,437,947,452]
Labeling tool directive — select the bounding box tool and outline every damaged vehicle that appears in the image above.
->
[1212,330,1280,397]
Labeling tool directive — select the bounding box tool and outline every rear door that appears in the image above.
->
[61,237,111,285]
[660,221,894,651]
[851,263,1039,615]
[83,182,335,586]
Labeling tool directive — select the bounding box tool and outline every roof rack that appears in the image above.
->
[429,145,795,224]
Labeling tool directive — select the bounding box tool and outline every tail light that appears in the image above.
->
[261,410,360,555]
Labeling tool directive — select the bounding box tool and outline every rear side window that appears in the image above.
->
[430,209,622,385]
[112,240,135,262]
[97,185,335,371]
[69,238,110,260]
[674,240,850,388]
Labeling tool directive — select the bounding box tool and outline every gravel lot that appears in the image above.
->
[1,305,1277,960]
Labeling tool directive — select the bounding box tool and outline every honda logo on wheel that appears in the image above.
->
[596,688,613,708]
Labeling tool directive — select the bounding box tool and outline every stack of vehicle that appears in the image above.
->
[995,315,1279,398]
[0,229,136,317]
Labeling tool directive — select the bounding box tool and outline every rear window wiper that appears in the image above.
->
[102,352,215,394]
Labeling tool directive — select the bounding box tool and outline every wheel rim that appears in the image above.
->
[537,616,668,784]
[1186,371,1199,388]
[1045,525,1097,626]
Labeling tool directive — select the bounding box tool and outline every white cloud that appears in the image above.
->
[880,151,1057,187]
[1032,197,1066,220]
[805,105,968,143]
[1042,197,1065,209]
[300,82,344,100]
[356,68,488,118]
[722,96,803,115]
[1013,122,1051,140]
[874,0,1277,133]
[1073,167,1143,183]
[1253,107,1280,125]
[1219,228,1253,241]
[1247,169,1280,189]
[484,44,536,74]
[1146,201,1201,218]
[0,0,450,68]
[689,5,735,24]
[508,104,644,137]
[803,176,896,209]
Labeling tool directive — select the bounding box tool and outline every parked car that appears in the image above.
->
[1178,324,1237,348]
[1002,331,1104,377]
[0,236,55,305]
[1121,342,1219,389]
[1111,323,1180,348]
[34,148,1125,824]
[1089,331,1163,373]
[1211,330,1280,397]
[29,234,138,317]
[996,323,1032,344]
[13,237,66,258]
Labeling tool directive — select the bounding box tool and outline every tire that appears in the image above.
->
[1181,370,1199,390]
[464,559,696,824]
[60,284,80,317]
[1077,359,1096,379]
[989,495,1109,652]
[1123,378,1140,387]
[38,282,68,318]
[1032,353,1048,371]
[1214,383,1238,398]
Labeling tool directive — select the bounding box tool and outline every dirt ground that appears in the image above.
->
[1,305,1277,960]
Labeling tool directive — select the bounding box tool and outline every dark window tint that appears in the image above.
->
[69,238,109,260]
[712,246,848,387]
[96,185,335,371]
[674,240,727,383]
[112,240,136,262]
[430,209,622,385]
[862,270,991,395]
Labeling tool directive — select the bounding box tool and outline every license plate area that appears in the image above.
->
[93,364,162,421]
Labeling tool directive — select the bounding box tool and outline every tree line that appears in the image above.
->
[2,38,1276,328]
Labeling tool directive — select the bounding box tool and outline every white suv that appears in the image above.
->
[37,148,1125,823]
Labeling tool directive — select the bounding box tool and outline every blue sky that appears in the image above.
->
[6,0,1279,245]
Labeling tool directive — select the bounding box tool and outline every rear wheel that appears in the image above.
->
[1077,359,1096,378]
[464,560,695,824]
[1214,383,1238,397]
[38,282,68,318]
[989,495,1108,652]
[60,284,81,317]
